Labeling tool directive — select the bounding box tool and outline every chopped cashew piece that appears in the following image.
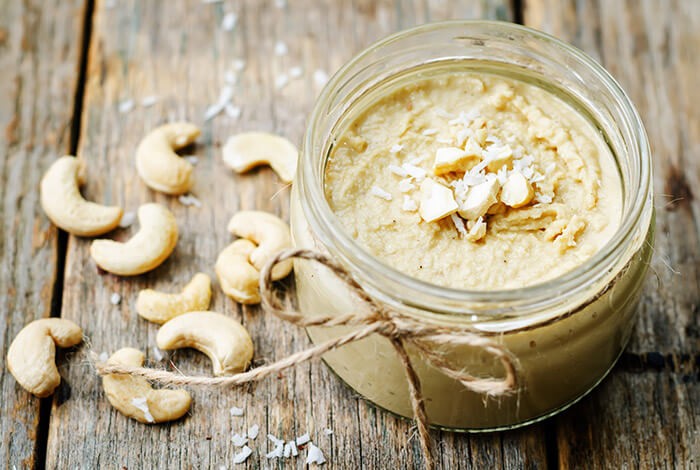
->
[90,203,178,276]
[419,178,459,223]
[484,144,514,172]
[216,240,261,304]
[463,137,483,158]
[222,132,298,182]
[135,122,201,195]
[500,172,535,208]
[7,319,83,397]
[102,348,191,423]
[432,147,479,175]
[156,311,254,376]
[227,211,293,280]
[457,178,500,220]
[136,273,212,324]
[40,156,123,236]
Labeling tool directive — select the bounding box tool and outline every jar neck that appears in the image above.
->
[298,20,652,318]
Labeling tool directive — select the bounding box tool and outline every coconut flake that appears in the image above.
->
[229,406,244,417]
[323,428,333,435]
[401,196,418,212]
[434,108,454,119]
[313,69,329,87]
[289,66,303,79]
[274,74,289,90]
[204,102,226,121]
[118,99,134,114]
[536,192,553,204]
[141,95,158,107]
[448,109,480,126]
[402,163,426,181]
[131,397,155,423]
[225,104,242,119]
[247,424,259,439]
[232,59,246,71]
[389,144,403,154]
[370,185,392,201]
[388,164,408,177]
[99,351,109,362]
[232,445,253,464]
[398,178,415,193]
[152,346,164,361]
[295,433,311,446]
[118,211,136,228]
[450,213,468,237]
[274,41,288,56]
[283,441,299,458]
[178,194,202,208]
[266,435,284,459]
[109,293,121,305]
[305,443,326,465]
[222,12,237,31]
[231,433,247,447]
[224,70,237,85]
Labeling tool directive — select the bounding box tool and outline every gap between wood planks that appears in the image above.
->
[34,2,96,469]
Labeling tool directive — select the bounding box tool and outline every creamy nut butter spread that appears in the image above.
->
[325,73,622,289]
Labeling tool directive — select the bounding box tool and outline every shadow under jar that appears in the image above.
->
[290,21,653,431]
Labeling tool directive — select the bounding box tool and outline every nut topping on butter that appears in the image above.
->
[419,179,458,223]
[457,178,500,220]
[500,172,534,208]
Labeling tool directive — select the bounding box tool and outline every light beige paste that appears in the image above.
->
[325,73,622,290]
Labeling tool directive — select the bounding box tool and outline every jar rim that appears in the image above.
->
[299,20,652,315]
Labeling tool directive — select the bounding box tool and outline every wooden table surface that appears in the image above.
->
[1,0,698,468]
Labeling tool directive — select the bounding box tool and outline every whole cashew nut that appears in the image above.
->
[7,318,83,397]
[136,122,201,195]
[136,273,212,324]
[227,211,293,280]
[215,240,261,304]
[90,203,178,276]
[102,348,191,423]
[156,311,253,376]
[222,132,298,183]
[40,156,123,236]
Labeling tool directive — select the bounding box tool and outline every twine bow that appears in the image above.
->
[94,248,521,470]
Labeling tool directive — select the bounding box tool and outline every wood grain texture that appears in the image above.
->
[524,0,700,467]
[42,0,550,468]
[0,0,86,468]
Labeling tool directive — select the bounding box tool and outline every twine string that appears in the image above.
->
[93,248,521,470]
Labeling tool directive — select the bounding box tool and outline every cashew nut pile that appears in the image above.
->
[222,131,298,182]
[7,319,83,397]
[156,311,254,376]
[136,273,211,324]
[102,348,191,423]
[216,211,293,304]
[40,156,123,236]
[90,203,178,276]
[29,119,299,425]
[135,122,201,195]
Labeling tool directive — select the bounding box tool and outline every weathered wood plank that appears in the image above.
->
[0,0,87,468]
[44,0,550,468]
[524,0,700,467]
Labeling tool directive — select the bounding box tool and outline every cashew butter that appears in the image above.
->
[325,73,622,290]
[292,21,653,431]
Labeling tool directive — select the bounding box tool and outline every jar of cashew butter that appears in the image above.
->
[290,21,653,430]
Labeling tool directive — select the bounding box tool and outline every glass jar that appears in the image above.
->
[290,20,653,431]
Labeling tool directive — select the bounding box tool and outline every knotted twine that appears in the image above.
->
[94,248,521,470]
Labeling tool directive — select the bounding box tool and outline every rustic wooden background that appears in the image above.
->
[0,0,697,468]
